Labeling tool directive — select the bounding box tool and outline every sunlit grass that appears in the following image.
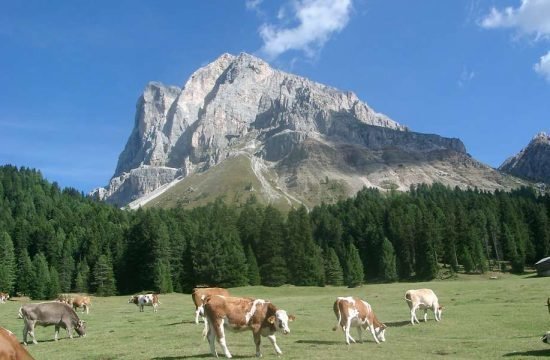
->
[0,273,548,359]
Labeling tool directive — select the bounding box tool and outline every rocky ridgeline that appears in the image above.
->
[92,53,520,207]
[499,132,550,184]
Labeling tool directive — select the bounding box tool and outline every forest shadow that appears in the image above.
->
[503,349,550,357]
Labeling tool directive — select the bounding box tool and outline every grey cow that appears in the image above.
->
[20,302,86,345]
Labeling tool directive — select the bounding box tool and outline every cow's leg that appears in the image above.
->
[206,321,218,358]
[356,326,363,343]
[27,322,37,345]
[367,324,380,344]
[410,307,416,325]
[253,331,262,357]
[423,309,428,322]
[54,326,60,341]
[85,305,89,315]
[23,322,29,345]
[344,317,356,344]
[267,334,282,356]
[216,319,232,358]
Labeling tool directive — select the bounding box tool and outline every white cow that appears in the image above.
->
[332,296,386,345]
[405,289,443,325]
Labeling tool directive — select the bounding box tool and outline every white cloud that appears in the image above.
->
[458,67,475,87]
[480,0,550,39]
[256,0,353,59]
[246,0,263,11]
[534,50,550,81]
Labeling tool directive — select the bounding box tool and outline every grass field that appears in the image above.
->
[1,273,549,359]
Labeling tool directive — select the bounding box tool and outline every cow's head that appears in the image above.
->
[542,331,550,344]
[128,296,138,304]
[375,323,387,342]
[75,320,87,337]
[268,310,295,335]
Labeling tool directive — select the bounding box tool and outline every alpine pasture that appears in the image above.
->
[1,273,548,359]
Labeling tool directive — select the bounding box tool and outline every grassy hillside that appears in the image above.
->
[1,273,548,359]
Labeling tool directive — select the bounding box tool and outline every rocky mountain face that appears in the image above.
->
[499,132,550,184]
[92,53,525,208]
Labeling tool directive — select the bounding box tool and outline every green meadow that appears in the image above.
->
[1,273,548,360]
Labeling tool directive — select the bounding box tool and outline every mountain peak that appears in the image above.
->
[499,131,550,183]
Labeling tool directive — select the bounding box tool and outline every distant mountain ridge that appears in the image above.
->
[92,53,525,208]
[499,132,550,184]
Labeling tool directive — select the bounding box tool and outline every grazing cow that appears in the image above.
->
[128,293,160,312]
[332,296,386,345]
[191,287,230,324]
[0,327,35,360]
[0,292,9,303]
[203,295,295,358]
[71,295,91,314]
[405,289,443,325]
[543,331,550,344]
[20,302,86,345]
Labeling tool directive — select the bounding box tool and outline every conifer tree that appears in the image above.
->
[380,238,398,282]
[324,247,344,286]
[48,266,61,299]
[286,206,325,286]
[257,206,287,286]
[93,254,117,296]
[16,249,33,296]
[30,253,51,299]
[154,258,173,293]
[75,259,90,293]
[344,242,364,287]
[0,231,16,294]
[245,245,261,286]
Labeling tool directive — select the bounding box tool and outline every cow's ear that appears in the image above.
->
[288,315,296,322]
[267,316,276,324]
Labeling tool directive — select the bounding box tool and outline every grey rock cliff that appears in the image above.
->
[499,132,550,183]
[91,52,523,207]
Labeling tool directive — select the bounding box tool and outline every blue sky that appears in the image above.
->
[1,0,549,192]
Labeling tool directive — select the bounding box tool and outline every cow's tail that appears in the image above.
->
[332,301,342,331]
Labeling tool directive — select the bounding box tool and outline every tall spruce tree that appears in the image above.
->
[324,247,344,286]
[380,237,398,282]
[93,254,117,296]
[286,206,325,286]
[48,266,61,299]
[245,245,261,286]
[0,231,16,294]
[344,242,364,287]
[30,253,51,300]
[74,259,90,293]
[16,249,33,296]
[257,206,287,286]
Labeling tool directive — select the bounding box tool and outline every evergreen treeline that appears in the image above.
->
[0,165,548,298]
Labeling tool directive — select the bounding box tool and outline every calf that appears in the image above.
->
[0,327,34,360]
[204,295,295,358]
[129,293,159,312]
[20,302,86,345]
[405,289,443,325]
[191,287,230,324]
[332,296,386,344]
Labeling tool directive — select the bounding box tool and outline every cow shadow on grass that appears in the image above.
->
[503,349,550,357]
[384,320,410,327]
[152,355,254,359]
[295,339,341,345]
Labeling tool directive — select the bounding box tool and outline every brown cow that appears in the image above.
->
[128,293,160,312]
[71,296,91,314]
[191,287,230,324]
[204,295,295,358]
[0,327,34,360]
[332,296,386,344]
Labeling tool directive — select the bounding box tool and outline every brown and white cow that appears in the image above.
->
[203,295,295,358]
[0,327,35,359]
[128,293,160,312]
[0,292,9,303]
[191,287,230,324]
[405,289,443,325]
[332,296,386,345]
